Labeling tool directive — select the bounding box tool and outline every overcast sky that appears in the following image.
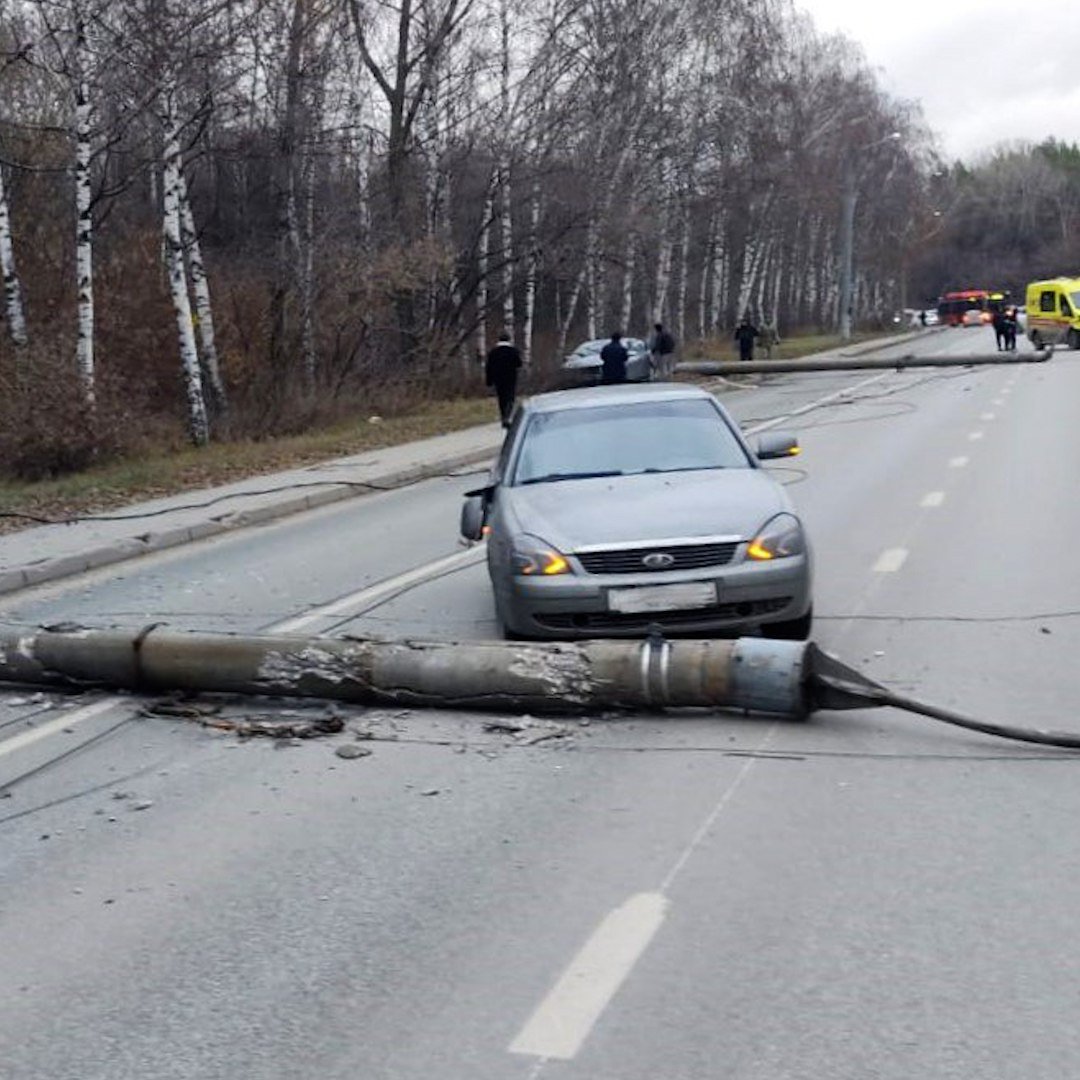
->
[798,0,1080,163]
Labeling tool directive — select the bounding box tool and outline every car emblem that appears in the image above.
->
[642,552,676,570]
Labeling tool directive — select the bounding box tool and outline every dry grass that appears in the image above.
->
[0,396,497,534]
[0,328,906,535]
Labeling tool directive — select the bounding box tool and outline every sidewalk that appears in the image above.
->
[0,329,934,598]
[0,422,504,596]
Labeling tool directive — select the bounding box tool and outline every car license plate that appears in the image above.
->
[607,582,717,614]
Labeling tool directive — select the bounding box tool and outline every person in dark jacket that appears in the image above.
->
[734,316,760,362]
[648,323,677,379]
[991,308,1007,351]
[600,331,629,384]
[485,331,523,428]
[1002,307,1018,351]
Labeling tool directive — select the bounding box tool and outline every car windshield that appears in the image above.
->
[511,398,751,485]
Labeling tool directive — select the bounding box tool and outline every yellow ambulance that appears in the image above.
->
[1025,277,1080,349]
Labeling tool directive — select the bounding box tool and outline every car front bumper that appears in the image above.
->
[497,555,811,638]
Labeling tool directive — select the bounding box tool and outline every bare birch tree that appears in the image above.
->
[0,160,27,345]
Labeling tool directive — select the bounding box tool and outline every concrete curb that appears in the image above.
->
[0,443,499,597]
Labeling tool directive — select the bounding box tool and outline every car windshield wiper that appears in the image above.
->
[637,465,725,475]
[518,470,624,485]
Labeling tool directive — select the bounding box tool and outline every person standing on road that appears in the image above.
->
[648,322,677,379]
[485,331,523,428]
[1002,307,1018,351]
[991,308,1007,351]
[600,331,630,384]
[760,319,781,360]
[734,315,760,362]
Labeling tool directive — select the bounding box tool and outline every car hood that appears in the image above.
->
[502,469,792,551]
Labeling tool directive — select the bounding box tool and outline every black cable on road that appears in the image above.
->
[807,646,1080,751]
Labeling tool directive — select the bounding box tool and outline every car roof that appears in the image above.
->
[572,337,646,349]
[522,383,717,414]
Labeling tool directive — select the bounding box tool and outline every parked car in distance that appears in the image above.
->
[460,383,813,640]
[561,337,652,384]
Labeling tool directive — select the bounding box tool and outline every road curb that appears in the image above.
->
[0,443,500,597]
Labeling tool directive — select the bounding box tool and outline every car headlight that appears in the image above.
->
[512,534,571,576]
[747,514,805,561]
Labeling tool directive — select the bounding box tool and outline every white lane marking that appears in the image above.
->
[3,548,488,760]
[992,398,1004,406]
[968,430,984,441]
[270,546,486,633]
[510,738,770,1066]
[740,372,892,435]
[949,456,969,468]
[980,412,996,421]
[873,548,908,573]
[0,698,119,759]
[509,893,669,1061]
[921,491,945,508]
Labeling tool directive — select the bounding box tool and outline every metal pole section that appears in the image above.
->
[679,350,1051,377]
[838,159,856,342]
[0,625,812,718]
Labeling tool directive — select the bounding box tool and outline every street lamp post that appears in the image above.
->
[838,131,901,341]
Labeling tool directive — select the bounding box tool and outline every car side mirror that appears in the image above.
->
[460,490,492,541]
[756,433,800,460]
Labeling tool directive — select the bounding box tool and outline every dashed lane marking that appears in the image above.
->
[873,548,908,573]
[921,491,945,508]
[509,893,669,1061]
[0,698,120,760]
[949,456,969,468]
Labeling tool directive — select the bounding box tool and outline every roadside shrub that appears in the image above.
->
[0,346,157,480]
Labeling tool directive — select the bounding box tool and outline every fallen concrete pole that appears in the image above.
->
[7,623,1080,747]
[678,349,1051,377]
[0,624,812,717]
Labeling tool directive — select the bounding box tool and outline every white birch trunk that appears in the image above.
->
[620,233,635,332]
[653,238,673,323]
[177,171,226,414]
[557,215,594,356]
[162,84,209,446]
[497,0,514,335]
[74,14,94,403]
[711,241,728,333]
[675,205,690,344]
[499,164,514,333]
[299,151,316,388]
[585,221,597,341]
[652,160,675,322]
[0,165,27,345]
[558,142,638,355]
[476,175,494,360]
[521,176,540,366]
[736,235,762,319]
[697,218,714,340]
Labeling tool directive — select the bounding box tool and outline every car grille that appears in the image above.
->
[575,541,739,575]
[536,597,790,633]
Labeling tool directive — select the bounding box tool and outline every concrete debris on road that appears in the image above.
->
[334,743,373,760]
[192,713,345,739]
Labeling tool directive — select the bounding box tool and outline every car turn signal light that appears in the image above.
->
[523,551,569,576]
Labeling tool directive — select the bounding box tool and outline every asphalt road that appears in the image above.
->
[3,326,1080,1079]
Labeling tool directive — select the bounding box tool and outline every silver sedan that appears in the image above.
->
[461,383,813,640]
[561,337,653,384]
